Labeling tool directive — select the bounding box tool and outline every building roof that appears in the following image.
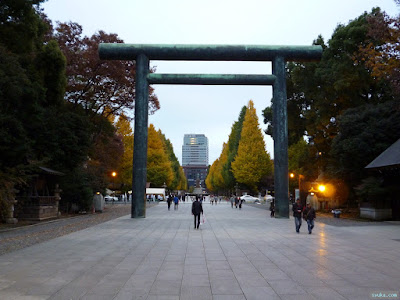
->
[365,138,400,169]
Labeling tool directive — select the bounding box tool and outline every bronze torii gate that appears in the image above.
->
[99,44,322,218]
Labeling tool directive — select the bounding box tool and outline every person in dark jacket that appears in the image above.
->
[292,198,304,233]
[303,202,316,234]
[235,197,239,208]
[167,194,172,210]
[192,196,203,229]
[269,200,275,217]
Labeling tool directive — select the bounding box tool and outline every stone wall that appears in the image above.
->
[360,207,392,220]
[15,196,59,221]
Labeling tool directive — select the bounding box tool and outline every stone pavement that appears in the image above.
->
[0,202,399,300]
[0,203,152,256]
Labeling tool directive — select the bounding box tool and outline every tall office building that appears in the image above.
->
[182,134,209,166]
[182,134,209,188]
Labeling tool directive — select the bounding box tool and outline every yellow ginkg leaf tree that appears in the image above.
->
[213,142,229,190]
[115,114,134,190]
[147,124,174,187]
[231,100,273,191]
[205,160,217,192]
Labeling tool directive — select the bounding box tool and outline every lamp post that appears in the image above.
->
[290,172,304,203]
[162,182,167,200]
[318,184,327,210]
[234,182,239,197]
[111,171,117,191]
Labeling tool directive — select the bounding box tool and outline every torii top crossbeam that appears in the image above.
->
[99,43,322,61]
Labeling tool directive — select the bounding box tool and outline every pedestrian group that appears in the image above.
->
[166,193,316,234]
[292,198,316,234]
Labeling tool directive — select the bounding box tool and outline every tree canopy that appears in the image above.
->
[207,101,273,194]
[262,7,400,205]
[0,1,170,217]
[158,130,187,191]
[147,124,174,188]
[232,100,273,192]
[52,22,160,119]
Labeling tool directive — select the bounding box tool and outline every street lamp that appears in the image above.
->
[111,171,117,191]
[289,172,304,201]
[318,184,326,192]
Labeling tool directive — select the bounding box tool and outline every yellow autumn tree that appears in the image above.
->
[115,114,134,190]
[205,160,218,192]
[231,100,273,192]
[205,143,228,192]
[177,166,188,190]
[147,124,174,187]
[158,130,187,190]
[214,142,229,190]
[115,114,133,190]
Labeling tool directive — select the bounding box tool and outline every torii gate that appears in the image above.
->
[99,44,322,218]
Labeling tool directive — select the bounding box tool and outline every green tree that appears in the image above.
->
[0,0,76,213]
[232,100,273,192]
[263,8,393,183]
[0,1,149,214]
[329,101,400,185]
[288,139,310,176]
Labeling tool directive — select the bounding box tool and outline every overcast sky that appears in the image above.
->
[41,0,398,165]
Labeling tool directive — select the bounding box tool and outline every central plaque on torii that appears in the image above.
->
[99,44,322,219]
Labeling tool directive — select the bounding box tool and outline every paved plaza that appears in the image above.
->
[0,202,399,300]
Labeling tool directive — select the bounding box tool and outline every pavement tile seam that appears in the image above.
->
[47,207,164,299]
[204,208,264,297]
[209,212,273,286]
[211,203,398,296]
[142,214,190,297]
[239,213,398,292]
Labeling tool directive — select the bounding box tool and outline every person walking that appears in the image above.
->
[238,198,243,209]
[167,194,172,211]
[292,198,304,233]
[235,197,239,208]
[303,202,316,234]
[230,195,235,208]
[270,200,275,217]
[174,195,179,210]
[192,196,204,229]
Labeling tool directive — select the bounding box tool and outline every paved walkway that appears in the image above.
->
[0,203,153,256]
[0,202,399,300]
